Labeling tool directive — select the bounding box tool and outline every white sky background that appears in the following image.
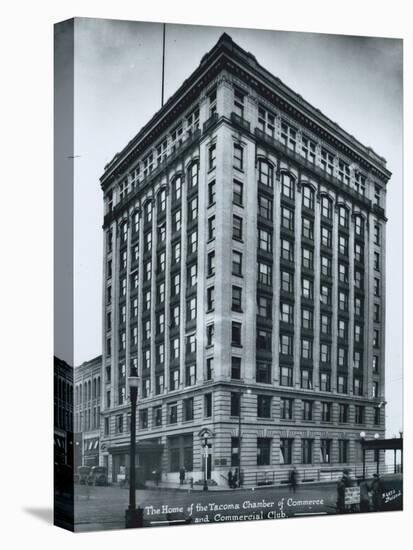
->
[73,18,403,437]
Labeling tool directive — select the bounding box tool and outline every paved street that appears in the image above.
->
[73,482,339,531]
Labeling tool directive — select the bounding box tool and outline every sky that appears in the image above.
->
[71,18,403,437]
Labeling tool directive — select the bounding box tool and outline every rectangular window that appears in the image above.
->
[204,393,212,417]
[281,239,294,262]
[258,195,273,220]
[281,207,294,231]
[234,88,245,118]
[207,286,215,311]
[256,328,272,351]
[302,247,313,270]
[230,392,240,416]
[280,365,293,387]
[233,179,243,206]
[189,196,198,221]
[208,179,216,206]
[172,209,181,232]
[233,215,243,240]
[256,361,271,384]
[321,402,331,422]
[320,439,331,464]
[303,400,313,421]
[233,143,243,171]
[280,398,293,420]
[208,251,216,276]
[170,369,179,391]
[208,143,216,170]
[208,216,216,240]
[233,250,243,276]
[320,343,331,364]
[187,230,197,254]
[302,439,313,464]
[187,297,197,321]
[183,398,194,422]
[231,356,241,380]
[206,357,214,380]
[301,368,313,389]
[338,440,349,463]
[281,270,293,293]
[302,217,314,240]
[206,324,214,346]
[258,261,272,285]
[321,226,332,248]
[232,285,242,312]
[155,374,164,395]
[339,404,349,423]
[280,302,294,324]
[337,375,348,395]
[153,406,162,427]
[302,277,313,300]
[257,395,272,418]
[258,227,272,252]
[257,438,271,466]
[168,403,178,425]
[279,334,293,356]
[232,322,242,346]
[280,438,293,465]
[257,295,272,318]
[320,284,331,306]
[185,364,196,387]
[355,405,365,425]
[320,371,331,391]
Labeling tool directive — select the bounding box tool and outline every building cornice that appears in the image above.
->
[100,33,391,191]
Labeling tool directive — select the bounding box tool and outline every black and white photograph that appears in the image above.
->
[52,16,404,532]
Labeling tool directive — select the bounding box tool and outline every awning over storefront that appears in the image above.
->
[361,437,403,451]
[108,439,164,455]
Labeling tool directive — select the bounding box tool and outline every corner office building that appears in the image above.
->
[99,34,390,485]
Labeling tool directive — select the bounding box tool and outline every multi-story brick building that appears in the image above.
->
[74,355,102,467]
[99,33,390,485]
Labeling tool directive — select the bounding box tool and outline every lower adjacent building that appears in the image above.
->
[74,355,102,468]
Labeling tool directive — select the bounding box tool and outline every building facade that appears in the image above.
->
[74,355,102,467]
[99,34,390,485]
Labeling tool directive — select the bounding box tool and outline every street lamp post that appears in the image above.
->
[125,373,143,528]
[238,388,251,488]
[360,431,366,480]
[374,433,380,475]
[203,435,208,492]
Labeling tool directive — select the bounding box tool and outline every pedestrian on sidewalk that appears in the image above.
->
[371,474,383,512]
[336,469,351,513]
[227,469,233,489]
[233,468,239,489]
[179,466,186,486]
[288,467,298,493]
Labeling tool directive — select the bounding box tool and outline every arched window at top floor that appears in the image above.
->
[281,172,295,200]
[171,174,183,202]
[354,214,365,238]
[143,199,153,225]
[302,185,315,210]
[188,161,199,190]
[321,195,333,220]
[157,187,167,214]
[258,159,274,188]
[338,205,350,229]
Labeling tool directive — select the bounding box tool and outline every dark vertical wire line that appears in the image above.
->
[161,23,166,107]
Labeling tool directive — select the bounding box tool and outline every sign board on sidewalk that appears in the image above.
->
[345,487,360,505]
